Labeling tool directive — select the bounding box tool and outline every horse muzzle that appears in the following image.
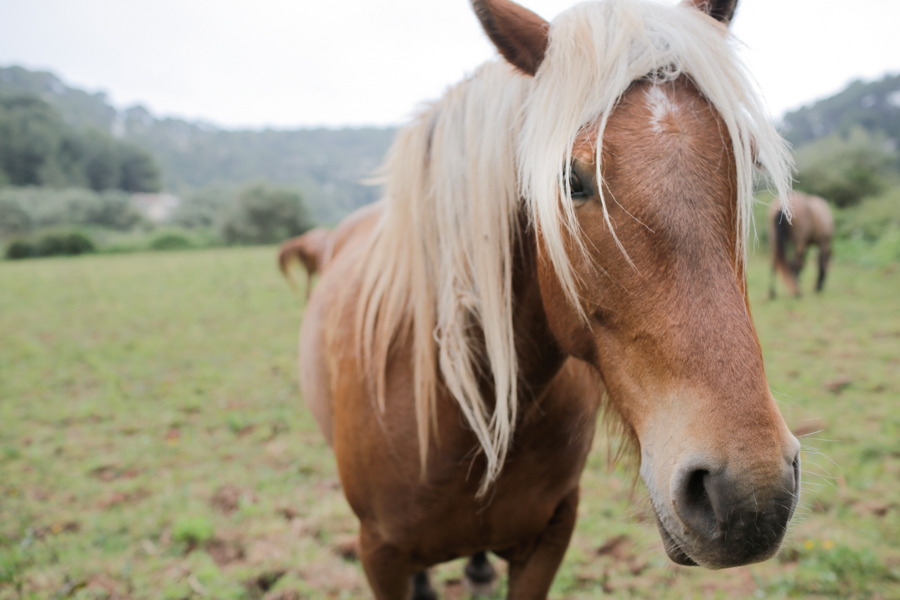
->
[652,447,801,569]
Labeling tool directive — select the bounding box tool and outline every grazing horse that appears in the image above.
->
[292,0,801,597]
[278,227,332,298]
[768,192,834,298]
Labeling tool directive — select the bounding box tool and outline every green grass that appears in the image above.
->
[1,247,898,599]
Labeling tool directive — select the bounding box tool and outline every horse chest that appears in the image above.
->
[338,376,599,562]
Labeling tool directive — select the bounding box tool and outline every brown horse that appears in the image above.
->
[768,192,834,298]
[291,0,800,597]
[278,227,332,298]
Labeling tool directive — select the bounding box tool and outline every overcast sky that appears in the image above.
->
[1,0,898,130]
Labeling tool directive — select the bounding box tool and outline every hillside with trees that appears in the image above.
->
[0,66,394,224]
[782,73,900,208]
[0,90,160,193]
[2,65,898,263]
[782,73,900,147]
[778,72,900,265]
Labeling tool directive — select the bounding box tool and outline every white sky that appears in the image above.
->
[0,0,898,129]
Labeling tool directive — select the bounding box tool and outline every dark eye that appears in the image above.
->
[568,168,586,200]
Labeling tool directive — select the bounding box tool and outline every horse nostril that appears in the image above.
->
[686,469,712,511]
[677,468,719,534]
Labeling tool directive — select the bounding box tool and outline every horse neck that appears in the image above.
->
[509,220,567,402]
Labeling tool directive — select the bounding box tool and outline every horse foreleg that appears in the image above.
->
[464,551,497,595]
[778,256,800,297]
[769,259,778,300]
[816,244,832,292]
[412,572,438,600]
[358,526,417,600]
[791,243,807,296]
[504,488,579,600]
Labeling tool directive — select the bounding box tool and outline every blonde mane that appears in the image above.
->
[355,0,792,494]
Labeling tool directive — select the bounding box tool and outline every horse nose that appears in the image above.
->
[673,449,800,566]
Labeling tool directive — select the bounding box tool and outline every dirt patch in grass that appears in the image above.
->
[205,537,246,567]
[210,484,256,515]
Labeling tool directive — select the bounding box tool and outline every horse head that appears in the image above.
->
[474,0,800,569]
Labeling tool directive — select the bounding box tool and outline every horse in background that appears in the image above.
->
[769,192,834,298]
[278,202,388,295]
[287,0,801,597]
[278,227,332,298]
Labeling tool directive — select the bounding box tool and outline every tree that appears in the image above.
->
[81,130,120,192]
[794,128,899,208]
[0,94,65,186]
[0,91,163,193]
[219,183,312,245]
[171,185,234,228]
[782,73,900,147]
[118,142,161,193]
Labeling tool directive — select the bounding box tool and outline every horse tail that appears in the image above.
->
[277,228,332,299]
[769,208,792,299]
[773,209,790,267]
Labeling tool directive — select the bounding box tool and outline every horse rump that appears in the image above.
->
[277,228,332,296]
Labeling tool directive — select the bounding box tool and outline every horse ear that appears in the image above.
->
[471,0,550,76]
[683,0,739,25]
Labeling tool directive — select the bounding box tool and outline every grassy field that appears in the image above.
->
[1,246,898,599]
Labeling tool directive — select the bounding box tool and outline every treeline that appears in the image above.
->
[785,73,900,207]
[0,186,147,258]
[120,108,390,224]
[0,187,144,235]
[793,127,899,208]
[0,92,161,193]
[0,66,393,225]
[1,64,898,264]
[172,182,312,245]
[783,73,900,147]
[1,182,311,259]
[0,67,321,259]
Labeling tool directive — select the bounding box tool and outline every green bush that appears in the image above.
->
[5,232,94,260]
[171,185,234,229]
[35,234,65,257]
[835,186,900,241]
[0,187,146,235]
[40,232,95,256]
[61,232,95,255]
[218,182,311,245]
[149,232,193,251]
[794,127,899,208]
[837,227,900,267]
[827,185,900,267]
[4,240,34,259]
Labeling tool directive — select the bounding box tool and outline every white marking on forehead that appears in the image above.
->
[645,85,679,134]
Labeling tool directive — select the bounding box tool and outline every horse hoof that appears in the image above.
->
[412,588,438,600]
[464,559,497,596]
[412,572,438,600]
[464,578,497,597]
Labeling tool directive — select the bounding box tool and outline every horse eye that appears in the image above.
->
[568,169,586,199]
